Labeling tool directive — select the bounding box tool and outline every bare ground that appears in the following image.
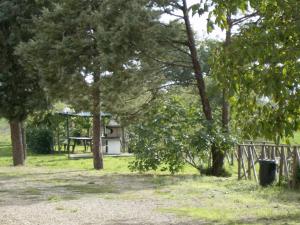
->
[0,167,201,225]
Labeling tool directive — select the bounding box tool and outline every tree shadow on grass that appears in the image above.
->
[0,171,198,207]
[222,212,300,225]
[0,144,11,157]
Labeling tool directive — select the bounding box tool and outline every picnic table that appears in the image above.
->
[67,137,92,155]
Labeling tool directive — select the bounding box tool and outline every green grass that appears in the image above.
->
[0,119,134,172]
[0,119,199,173]
[0,119,11,158]
[288,131,300,144]
[0,118,10,142]
[157,177,300,224]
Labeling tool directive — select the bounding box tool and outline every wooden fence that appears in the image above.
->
[235,142,300,188]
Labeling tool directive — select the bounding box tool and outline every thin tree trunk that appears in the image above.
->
[121,126,126,153]
[222,14,232,133]
[57,129,61,153]
[182,0,226,175]
[181,0,212,121]
[211,145,225,176]
[10,120,24,166]
[222,89,230,131]
[211,14,233,175]
[213,13,232,174]
[92,74,103,170]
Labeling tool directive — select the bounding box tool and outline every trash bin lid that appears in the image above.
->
[259,159,277,164]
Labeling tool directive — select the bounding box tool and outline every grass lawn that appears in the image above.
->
[1,119,300,224]
[289,131,300,145]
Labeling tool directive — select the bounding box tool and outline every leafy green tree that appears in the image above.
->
[142,0,232,175]
[129,89,235,174]
[0,0,50,165]
[208,0,258,132]
[213,0,300,142]
[18,0,164,169]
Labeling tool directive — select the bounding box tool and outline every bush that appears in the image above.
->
[128,95,236,174]
[26,127,53,154]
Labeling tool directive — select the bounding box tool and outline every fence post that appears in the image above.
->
[248,146,252,179]
[249,146,258,183]
[267,146,271,159]
[238,145,241,180]
[261,142,266,159]
[279,146,284,185]
[271,146,276,160]
[291,147,298,189]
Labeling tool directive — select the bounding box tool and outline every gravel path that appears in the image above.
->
[0,168,201,225]
[1,198,191,225]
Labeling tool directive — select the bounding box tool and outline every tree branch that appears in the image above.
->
[163,7,184,18]
[232,12,259,26]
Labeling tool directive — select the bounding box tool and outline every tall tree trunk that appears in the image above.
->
[92,74,103,170]
[222,14,232,133]
[212,13,233,174]
[222,90,230,131]
[182,0,212,121]
[212,14,233,175]
[211,145,225,176]
[10,120,24,166]
[21,121,27,160]
[182,0,226,175]
[121,126,126,153]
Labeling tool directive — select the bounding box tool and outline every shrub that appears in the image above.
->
[128,95,236,174]
[26,127,53,154]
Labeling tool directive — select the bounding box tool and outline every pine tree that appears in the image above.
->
[18,0,164,169]
[0,0,49,166]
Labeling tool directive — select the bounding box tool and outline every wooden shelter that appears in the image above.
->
[57,110,123,157]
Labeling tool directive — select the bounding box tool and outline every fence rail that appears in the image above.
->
[236,142,300,189]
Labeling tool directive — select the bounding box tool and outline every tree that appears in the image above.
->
[0,0,49,165]
[213,0,300,142]
[101,56,167,125]
[144,0,232,175]
[129,87,234,174]
[18,0,164,169]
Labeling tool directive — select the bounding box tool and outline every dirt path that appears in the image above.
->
[0,167,200,225]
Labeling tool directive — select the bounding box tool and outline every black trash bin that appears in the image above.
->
[259,159,277,186]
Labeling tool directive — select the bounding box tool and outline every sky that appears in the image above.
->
[187,0,225,40]
[160,0,226,41]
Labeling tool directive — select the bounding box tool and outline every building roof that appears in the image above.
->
[57,111,111,117]
[107,119,121,128]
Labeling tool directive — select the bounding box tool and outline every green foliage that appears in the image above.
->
[26,110,93,149]
[162,39,220,87]
[212,0,300,142]
[26,111,67,143]
[0,0,50,121]
[208,0,250,31]
[26,127,53,154]
[17,0,164,109]
[0,118,10,141]
[129,91,236,174]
